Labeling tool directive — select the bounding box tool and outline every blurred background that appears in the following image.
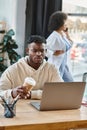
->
[0,0,87,82]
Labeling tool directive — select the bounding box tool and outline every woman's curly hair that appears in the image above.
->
[48,11,67,33]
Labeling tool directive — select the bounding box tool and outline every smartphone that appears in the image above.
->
[64,27,68,32]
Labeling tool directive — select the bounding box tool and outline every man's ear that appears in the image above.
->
[26,47,29,55]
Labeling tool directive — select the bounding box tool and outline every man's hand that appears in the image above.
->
[11,86,31,99]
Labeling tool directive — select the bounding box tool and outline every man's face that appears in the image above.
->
[27,42,46,65]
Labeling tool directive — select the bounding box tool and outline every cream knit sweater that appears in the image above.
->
[0,56,63,100]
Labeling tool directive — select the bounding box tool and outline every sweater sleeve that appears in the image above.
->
[31,90,42,99]
[0,70,14,101]
[0,89,13,101]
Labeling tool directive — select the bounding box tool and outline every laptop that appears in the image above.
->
[30,82,86,111]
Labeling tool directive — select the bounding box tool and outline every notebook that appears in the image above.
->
[30,82,86,111]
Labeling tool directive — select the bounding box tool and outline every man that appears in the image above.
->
[0,35,63,100]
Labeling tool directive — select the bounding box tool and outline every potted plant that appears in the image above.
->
[0,29,21,73]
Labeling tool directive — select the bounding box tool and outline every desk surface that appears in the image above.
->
[0,100,87,130]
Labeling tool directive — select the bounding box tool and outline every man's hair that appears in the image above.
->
[27,35,46,44]
[48,11,67,32]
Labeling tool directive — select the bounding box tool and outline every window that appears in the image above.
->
[62,0,87,81]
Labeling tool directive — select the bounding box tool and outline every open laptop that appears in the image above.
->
[30,82,86,111]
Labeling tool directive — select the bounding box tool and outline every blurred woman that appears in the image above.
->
[46,11,73,82]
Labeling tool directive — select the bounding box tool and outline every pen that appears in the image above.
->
[12,95,20,108]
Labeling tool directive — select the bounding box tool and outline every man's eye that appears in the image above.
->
[31,49,37,52]
[31,49,44,53]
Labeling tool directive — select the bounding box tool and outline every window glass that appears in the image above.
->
[62,0,87,14]
[62,0,87,82]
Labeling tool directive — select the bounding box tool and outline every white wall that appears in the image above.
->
[16,0,26,56]
[0,0,26,56]
[0,0,17,29]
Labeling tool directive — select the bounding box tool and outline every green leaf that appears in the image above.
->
[0,63,7,72]
[7,49,18,55]
[2,45,7,52]
[6,29,15,36]
[3,35,11,43]
[0,57,4,62]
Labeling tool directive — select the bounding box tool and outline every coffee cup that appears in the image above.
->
[23,77,36,93]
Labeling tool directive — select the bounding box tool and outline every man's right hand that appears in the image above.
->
[11,86,31,99]
[11,86,23,98]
